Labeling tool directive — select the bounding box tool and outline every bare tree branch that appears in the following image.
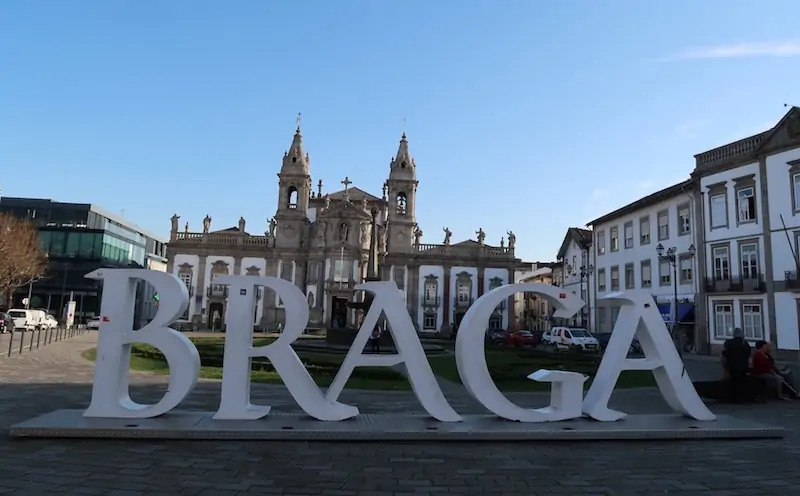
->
[0,213,48,304]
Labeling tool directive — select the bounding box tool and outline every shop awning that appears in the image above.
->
[657,303,695,324]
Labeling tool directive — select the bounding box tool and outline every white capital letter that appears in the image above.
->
[213,275,358,421]
[83,269,200,418]
[326,281,461,422]
[582,291,715,422]
[456,283,586,422]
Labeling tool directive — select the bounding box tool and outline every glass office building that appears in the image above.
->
[0,197,167,322]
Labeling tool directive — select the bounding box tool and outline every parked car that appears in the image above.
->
[86,317,101,330]
[503,330,540,347]
[542,329,554,345]
[43,313,58,329]
[592,332,642,356]
[8,309,37,331]
[485,329,506,345]
[549,327,600,352]
[0,312,12,333]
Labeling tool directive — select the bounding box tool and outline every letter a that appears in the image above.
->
[326,281,461,422]
[83,269,201,418]
[456,283,587,422]
[213,275,358,421]
[582,291,715,422]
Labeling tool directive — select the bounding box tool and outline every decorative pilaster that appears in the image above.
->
[477,266,485,297]
[441,265,452,330]
[195,255,208,321]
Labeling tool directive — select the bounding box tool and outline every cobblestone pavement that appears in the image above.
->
[0,334,799,495]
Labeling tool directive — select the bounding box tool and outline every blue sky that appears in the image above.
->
[2,1,800,262]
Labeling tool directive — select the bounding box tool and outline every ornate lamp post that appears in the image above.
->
[656,243,695,352]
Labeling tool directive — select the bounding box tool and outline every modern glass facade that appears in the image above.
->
[0,197,165,322]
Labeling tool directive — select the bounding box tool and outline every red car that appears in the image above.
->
[503,330,539,347]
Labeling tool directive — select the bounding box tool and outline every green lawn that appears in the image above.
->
[427,348,656,392]
[81,337,410,391]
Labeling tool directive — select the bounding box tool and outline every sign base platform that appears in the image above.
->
[8,410,783,441]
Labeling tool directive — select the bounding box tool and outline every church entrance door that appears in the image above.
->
[208,301,225,331]
[330,297,348,329]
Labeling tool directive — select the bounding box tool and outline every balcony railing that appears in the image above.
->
[786,271,800,290]
[207,284,229,298]
[422,296,441,308]
[704,275,766,293]
[454,296,474,308]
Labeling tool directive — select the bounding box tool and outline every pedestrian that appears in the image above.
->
[722,327,752,403]
[752,340,798,400]
[370,327,382,354]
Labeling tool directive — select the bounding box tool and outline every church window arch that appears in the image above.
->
[395,192,407,215]
[287,186,298,209]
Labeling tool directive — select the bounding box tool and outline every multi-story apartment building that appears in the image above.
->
[692,106,800,357]
[587,180,699,345]
[556,228,593,327]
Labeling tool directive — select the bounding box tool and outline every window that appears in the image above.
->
[423,313,437,330]
[742,303,764,340]
[424,282,437,304]
[179,272,192,289]
[639,216,650,245]
[395,193,407,215]
[597,268,606,292]
[736,187,756,223]
[678,204,691,235]
[679,256,692,284]
[610,266,619,291]
[624,263,635,289]
[641,261,652,287]
[598,308,607,331]
[333,260,346,282]
[712,246,730,280]
[710,194,727,229]
[488,316,502,330]
[597,231,606,255]
[624,222,633,249]
[611,306,620,327]
[713,304,734,339]
[659,261,671,286]
[657,211,669,241]
[740,243,759,279]
[794,172,800,212]
[457,283,470,303]
[610,227,619,252]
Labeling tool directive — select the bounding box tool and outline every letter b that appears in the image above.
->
[83,269,200,418]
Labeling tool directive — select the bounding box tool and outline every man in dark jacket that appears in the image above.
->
[722,327,752,403]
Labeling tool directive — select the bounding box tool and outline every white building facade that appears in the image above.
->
[588,181,699,340]
[693,106,800,357]
[556,228,593,328]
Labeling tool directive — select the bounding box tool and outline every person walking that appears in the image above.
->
[370,327,382,354]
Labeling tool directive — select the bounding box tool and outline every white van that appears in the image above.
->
[8,309,36,331]
[549,327,600,352]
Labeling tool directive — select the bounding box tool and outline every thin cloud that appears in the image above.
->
[663,41,800,61]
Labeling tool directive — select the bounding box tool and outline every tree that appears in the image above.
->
[0,213,47,307]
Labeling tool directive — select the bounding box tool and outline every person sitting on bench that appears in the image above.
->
[752,340,798,401]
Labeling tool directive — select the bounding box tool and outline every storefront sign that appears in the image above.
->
[82,269,715,423]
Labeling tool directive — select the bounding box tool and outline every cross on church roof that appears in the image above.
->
[341,176,352,191]
[296,112,302,130]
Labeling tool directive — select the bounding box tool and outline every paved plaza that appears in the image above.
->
[0,335,799,495]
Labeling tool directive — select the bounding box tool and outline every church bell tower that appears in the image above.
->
[385,133,418,254]
[274,117,312,248]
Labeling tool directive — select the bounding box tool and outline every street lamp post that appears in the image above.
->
[579,265,594,330]
[656,243,695,353]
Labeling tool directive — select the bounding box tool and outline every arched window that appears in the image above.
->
[395,192,407,215]
[287,186,298,209]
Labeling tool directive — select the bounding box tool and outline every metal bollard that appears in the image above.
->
[7,331,14,357]
[28,329,35,351]
[36,328,42,349]
[45,326,51,345]
[18,329,25,354]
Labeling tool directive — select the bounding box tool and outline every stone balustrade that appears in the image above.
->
[694,132,767,169]
[415,243,514,257]
[173,231,270,246]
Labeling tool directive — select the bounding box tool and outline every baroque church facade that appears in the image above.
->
[166,126,522,334]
